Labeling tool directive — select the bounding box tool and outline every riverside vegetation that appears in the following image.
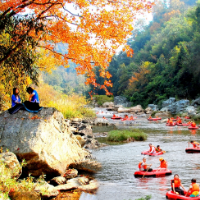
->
[107,129,147,142]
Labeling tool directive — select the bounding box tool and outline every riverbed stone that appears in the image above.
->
[50,176,66,186]
[102,102,114,108]
[0,152,22,179]
[147,104,158,111]
[0,108,90,177]
[34,182,59,198]
[191,97,200,106]
[64,169,78,179]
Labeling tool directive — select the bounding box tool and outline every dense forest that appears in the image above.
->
[93,0,200,108]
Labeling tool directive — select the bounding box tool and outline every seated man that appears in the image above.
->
[185,179,199,197]
[190,141,200,148]
[138,157,153,172]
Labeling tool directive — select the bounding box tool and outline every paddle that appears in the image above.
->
[142,164,152,178]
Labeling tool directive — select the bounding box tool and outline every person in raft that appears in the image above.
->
[157,157,167,171]
[138,157,153,172]
[190,141,200,148]
[148,143,156,154]
[171,174,186,195]
[191,121,197,127]
[156,145,162,152]
[11,88,21,107]
[185,179,199,197]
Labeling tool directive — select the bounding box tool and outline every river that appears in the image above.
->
[92,116,200,200]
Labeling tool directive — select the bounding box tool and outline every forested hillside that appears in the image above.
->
[93,0,199,108]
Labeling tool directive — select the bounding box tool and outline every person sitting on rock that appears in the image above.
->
[171,174,186,196]
[185,179,199,197]
[138,157,153,172]
[11,88,21,107]
[190,141,200,148]
[23,87,41,112]
[8,88,25,114]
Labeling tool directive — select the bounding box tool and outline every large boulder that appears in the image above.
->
[0,108,90,177]
[129,105,144,113]
[185,106,196,116]
[114,96,132,107]
[191,97,200,106]
[162,97,176,108]
[147,104,158,111]
[118,107,130,113]
[102,102,114,108]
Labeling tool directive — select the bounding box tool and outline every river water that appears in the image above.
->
[92,115,200,200]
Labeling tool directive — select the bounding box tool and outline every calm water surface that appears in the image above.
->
[92,119,200,200]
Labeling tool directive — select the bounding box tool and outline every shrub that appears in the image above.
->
[107,129,147,142]
[93,95,114,106]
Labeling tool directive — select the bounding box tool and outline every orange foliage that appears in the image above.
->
[162,10,181,22]
[0,0,153,92]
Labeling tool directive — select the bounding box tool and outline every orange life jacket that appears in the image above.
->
[169,120,173,125]
[113,114,116,117]
[160,160,167,168]
[178,119,182,124]
[192,142,199,148]
[172,178,181,188]
[191,183,200,193]
[167,119,170,123]
[191,122,196,127]
[138,162,147,170]
[149,116,152,119]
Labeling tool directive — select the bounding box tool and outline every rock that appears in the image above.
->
[55,177,99,193]
[94,118,110,126]
[185,106,196,116]
[114,96,132,107]
[34,182,59,198]
[191,97,200,106]
[161,119,168,123]
[118,107,130,113]
[84,138,106,149]
[0,108,90,177]
[9,191,41,200]
[160,107,169,112]
[78,179,99,193]
[129,105,144,113]
[75,136,86,147]
[64,169,78,179]
[147,104,158,111]
[162,97,176,108]
[0,152,22,179]
[102,102,114,108]
[71,118,82,123]
[70,159,102,173]
[154,112,170,118]
[50,176,66,186]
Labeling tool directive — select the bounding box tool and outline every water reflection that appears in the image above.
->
[79,193,97,200]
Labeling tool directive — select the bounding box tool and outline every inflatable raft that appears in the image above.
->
[111,117,122,120]
[166,123,176,126]
[148,118,162,121]
[166,191,200,200]
[141,150,164,156]
[188,127,199,130]
[185,147,200,153]
[134,169,172,178]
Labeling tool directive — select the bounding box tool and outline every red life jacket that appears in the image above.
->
[138,162,146,170]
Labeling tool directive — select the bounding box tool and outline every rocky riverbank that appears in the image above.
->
[93,96,200,119]
[0,108,101,200]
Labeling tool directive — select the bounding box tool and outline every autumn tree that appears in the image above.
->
[0,0,153,95]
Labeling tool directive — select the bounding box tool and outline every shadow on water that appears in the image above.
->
[92,120,200,200]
